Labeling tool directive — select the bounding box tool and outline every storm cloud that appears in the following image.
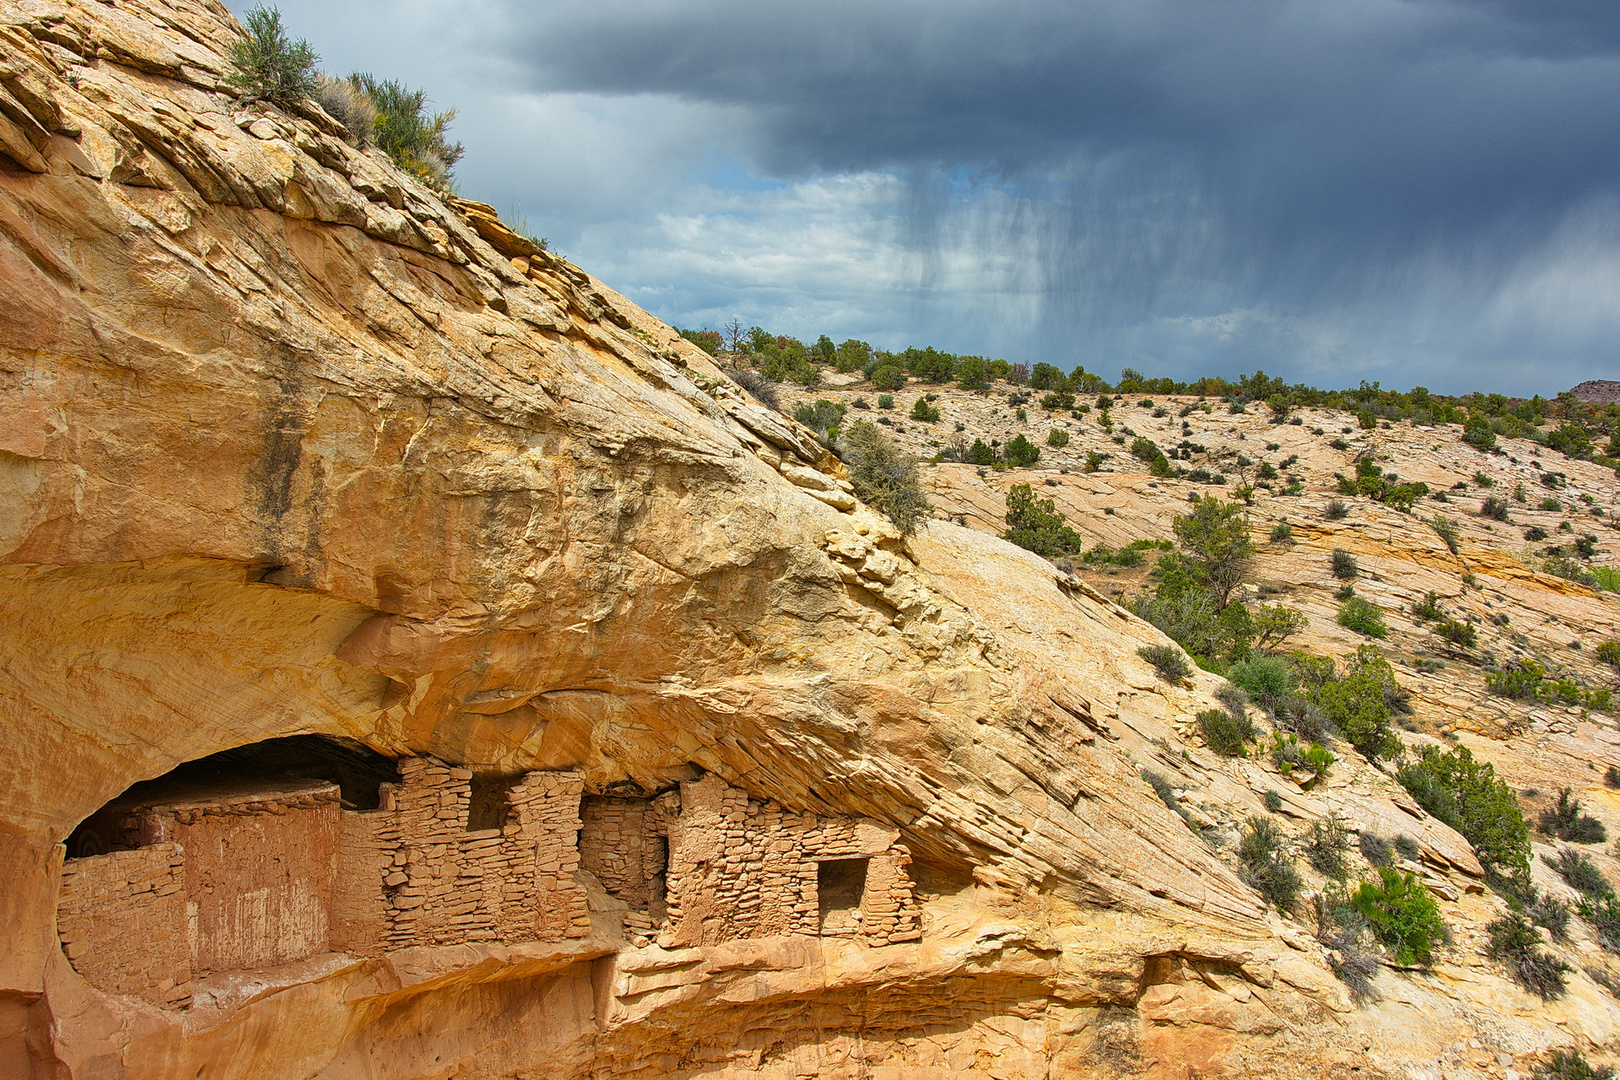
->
[244,0,1620,392]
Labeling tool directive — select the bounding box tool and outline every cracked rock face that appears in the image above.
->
[2,1,1613,1077]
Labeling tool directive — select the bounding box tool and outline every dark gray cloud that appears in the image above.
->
[247,0,1620,392]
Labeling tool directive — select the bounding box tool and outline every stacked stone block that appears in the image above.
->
[376,759,590,948]
[659,774,921,948]
[56,844,192,1008]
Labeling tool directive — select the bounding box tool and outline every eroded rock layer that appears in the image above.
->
[2,1,1617,1077]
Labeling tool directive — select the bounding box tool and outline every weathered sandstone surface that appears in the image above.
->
[2,1,1618,1077]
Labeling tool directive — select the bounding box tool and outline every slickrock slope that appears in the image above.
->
[0,1,1614,1077]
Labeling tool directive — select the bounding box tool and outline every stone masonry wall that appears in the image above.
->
[377,759,590,948]
[663,775,920,948]
[56,844,192,1008]
[580,796,669,912]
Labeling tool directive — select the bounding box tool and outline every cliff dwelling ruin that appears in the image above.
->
[55,737,921,1010]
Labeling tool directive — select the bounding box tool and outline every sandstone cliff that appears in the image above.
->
[1,1,1616,1078]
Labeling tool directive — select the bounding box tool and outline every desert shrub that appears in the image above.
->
[1540,789,1608,844]
[226,6,319,107]
[840,420,930,535]
[354,74,464,188]
[1004,434,1042,468]
[1139,644,1192,683]
[1547,847,1612,897]
[1239,817,1303,911]
[1464,416,1498,451]
[1337,596,1388,638]
[1325,498,1349,520]
[1331,548,1359,579]
[1047,428,1070,447]
[1531,892,1573,940]
[1334,595,1386,637]
[732,369,779,410]
[1220,660,1283,712]
[869,364,907,391]
[1487,661,1545,700]
[314,75,377,146]
[1352,867,1448,966]
[1317,900,1382,1003]
[1430,515,1461,554]
[1270,521,1293,542]
[793,399,846,439]
[909,397,941,422]
[1307,814,1353,880]
[1396,746,1531,880]
[876,393,895,409]
[1536,1050,1617,1080]
[1435,619,1478,648]
[1312,648,1403,760]
[1198,708,1255,756]
[1140,768,1190,824]
[1526,525,1550,541]
[1359,831,1393,868]
[1003,483,1083,558]
[1412,591,1444,621]
[1598,642,1620,669]
[1488,912,1571,1000]
[1395,833,1421,861]
[1264,790,1283,812]
[1607,764,1620,789]
[1481,496,1511,522]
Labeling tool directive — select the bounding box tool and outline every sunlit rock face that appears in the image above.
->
[2,1,1616,1077]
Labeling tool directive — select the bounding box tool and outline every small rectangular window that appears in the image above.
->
[817,858,868,934]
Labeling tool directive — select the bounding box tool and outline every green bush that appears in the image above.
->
[870,365,907,391]
[1003,483,1083,558]
[1463,416,1497,451]
[1270,521,1293,542]
[1047,428,1070,447]
[1239,817,1303,911]
[1487,661,1545,700]
[1251,604,1309,653]
[1412,591,1443,621]
[1331,548,1359,579]
[1396,745,1530,880]
[1139,643,1192,683]
[1481,496,1511,522]
[1336,596,1387,638]
[1540,789,1608,844]
[1435,619,1478,648]
[1198,707,1255,755]
[1325,498,1349,520]
[876,393,895,409]
[909,397,941,422]
[1598,642,1620,669]
[1004,434,1042,468]
[1351,867,1448,966]
[1314,648,1401,759]
[1227,656,1291,705]
[354,74,464,188]
[226,6,319,107]
[793,399,846,439]
[840,420,930,535]
[1264,790,1284,812]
